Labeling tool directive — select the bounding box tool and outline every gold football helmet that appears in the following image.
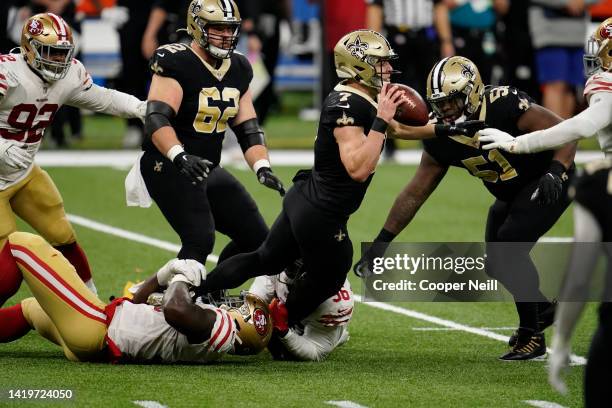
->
[221,292,272,355]
[186,0,241,59]
[584,17,612,76]
[334,29,398,89]
[426,56,484,123]
[21,13,75,82]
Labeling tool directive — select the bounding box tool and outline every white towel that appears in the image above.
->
[125,152,153,208]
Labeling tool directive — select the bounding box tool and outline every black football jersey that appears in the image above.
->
[143,43,252,165]
[423,86,555,202]
[573,159,612,241]
[299,83,378,216]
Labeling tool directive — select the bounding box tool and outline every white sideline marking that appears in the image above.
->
[524,400,568,408]
[133,401,168,408]
[412,326,516,331]
[67,213,585,366]
[36,149,604,167]
[67,214,219,264]
[326,401,369,408]
[353,295,586,366]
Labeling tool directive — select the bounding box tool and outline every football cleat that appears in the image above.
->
[508,301,557,347]
[500,331,546,361]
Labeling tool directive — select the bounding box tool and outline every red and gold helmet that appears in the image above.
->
[20,13,75,82]
[584,17,612,77]
[220,292,272,355]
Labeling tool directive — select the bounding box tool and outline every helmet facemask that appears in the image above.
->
[29,39,74,81]
[429,88,469,124]
[364,53,400,89]
[196,19,241,59]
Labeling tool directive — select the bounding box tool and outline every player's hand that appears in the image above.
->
[156,258,179,286]
[377,83,408,123]
[173,152,213,185]
[269,298,289,336]
[548,339,571,395]
[257,167,286,196]
[531,160,567,206]
[478,128,518,152]
[0,140,32,170]
[168,259,206,287]
[353,241,391,278]
[434,120,486,137]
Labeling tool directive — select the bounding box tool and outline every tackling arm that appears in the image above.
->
[279,326,342,362]
[67,83,146,121]
[162,281,216,344]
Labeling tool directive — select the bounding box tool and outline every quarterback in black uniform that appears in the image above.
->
[198,29,407,326]
[138,0,285,268]
[549,159,612,405]
[356,56,577,360]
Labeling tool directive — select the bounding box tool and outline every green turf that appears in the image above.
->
[0,164,595,408]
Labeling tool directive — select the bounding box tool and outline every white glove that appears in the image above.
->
[548,337,571,395]
[478,128,520,152]
[156,258,179,286]
[168,259,206,287]
[0,139,32,170]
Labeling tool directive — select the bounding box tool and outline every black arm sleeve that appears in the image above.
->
[144,100,176,138]
[232,118,266,153]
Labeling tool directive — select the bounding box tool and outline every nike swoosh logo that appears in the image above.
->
[157,53,165,57]
[335,104,351,109]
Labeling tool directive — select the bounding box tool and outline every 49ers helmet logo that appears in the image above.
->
[253,308,267,336]
[27,19,44,36]
[599,24,612,39]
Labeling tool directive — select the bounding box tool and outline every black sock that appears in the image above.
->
[516,302,539,332]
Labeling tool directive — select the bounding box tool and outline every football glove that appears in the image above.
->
[478,128,519,152]
[434,120,486,138]
[168,259,206,287]
[156,258,179,286]
[531,161,567,206]
[269,298,289,336]
[0,139,32,170]
[353,241,391,278]
[257,167,286,196]
[172,152,212,185]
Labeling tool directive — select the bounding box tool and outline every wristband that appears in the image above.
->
[375,228,397,243]
[166,144,185,161]
[253,158,271,173]
[371,117,388,135]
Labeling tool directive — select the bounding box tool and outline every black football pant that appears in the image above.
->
[485,174,573,331]
[141,151,269,265]
[202,183,353,325]
[585,303,612,408]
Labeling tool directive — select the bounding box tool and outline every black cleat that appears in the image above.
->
[508,301,557,346]
[500,331,546,361]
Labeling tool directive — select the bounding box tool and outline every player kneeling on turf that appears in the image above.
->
[0,232,271,363]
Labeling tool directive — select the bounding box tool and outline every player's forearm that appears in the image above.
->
[152,127,182,157]
[389,122,436,140]
[71,85,146,119]
[383,188,428,235]
[552,142,577,170]
[243,145,270,170]
[131,274,161,304]
[348,132,385,181]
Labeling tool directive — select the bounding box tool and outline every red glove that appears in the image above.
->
[269,298,289,335]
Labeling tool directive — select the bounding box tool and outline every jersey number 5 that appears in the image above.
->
[193,87,240,133]
[462,149,518,183]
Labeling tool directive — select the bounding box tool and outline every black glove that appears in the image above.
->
[257,167,286,196]
[434,120,487,138]
[173,152,213,184]
[531,160,567,205]
[353,241,391,278]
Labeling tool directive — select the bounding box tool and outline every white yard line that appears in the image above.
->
[412,326,516,331]
[524,400,569,408]
[67,213,586,366]
[37,149,605,168]
[326,401,370,408]
[132,401,168,408]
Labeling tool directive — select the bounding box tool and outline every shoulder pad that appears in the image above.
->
[149,43,190,78]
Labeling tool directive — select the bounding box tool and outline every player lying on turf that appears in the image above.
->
[0,232,271,363]
[355,56,577,361]
[548,158,612,405]
[0,13,147,295]
[249,259,354,362]
[478,18,612,159]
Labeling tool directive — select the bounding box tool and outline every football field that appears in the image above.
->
[0,162,598,408]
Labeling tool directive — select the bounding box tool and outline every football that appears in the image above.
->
[392,83,429,126]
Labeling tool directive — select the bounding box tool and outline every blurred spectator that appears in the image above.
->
[498,0,540,101]
[104,0,152,148]
[320,0,367,101]
[75,0,115,17]
[30,0,84,147]
[141,0,190,60]
[445,0,505,84]
[528,0,595,119]
[1,1,29,53]
[366,0,454,160]
[240,0,291,125]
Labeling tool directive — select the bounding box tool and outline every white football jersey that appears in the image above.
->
[106,300,236,363]
[584,71,612,155]
[0,53,145,190]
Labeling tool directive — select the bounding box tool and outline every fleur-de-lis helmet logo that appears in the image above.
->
[346,35,369,59]
[460,63,475,80]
